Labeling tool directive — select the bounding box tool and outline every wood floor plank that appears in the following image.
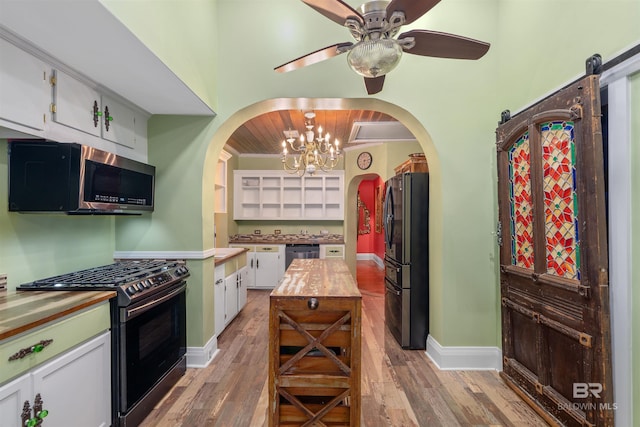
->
[139,261,548,427]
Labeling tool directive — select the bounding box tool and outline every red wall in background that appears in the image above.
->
[357,177,385,260]
[373,176,385,260]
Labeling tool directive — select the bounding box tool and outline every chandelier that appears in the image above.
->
[281,111,342,176]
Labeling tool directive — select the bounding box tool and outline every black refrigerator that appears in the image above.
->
[383,172,429,349]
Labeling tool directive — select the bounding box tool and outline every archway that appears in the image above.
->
[203,97,443,343]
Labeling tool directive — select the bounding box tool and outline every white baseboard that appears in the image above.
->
[356,252,384,269]
[186,334,219,368]
[426,335,502,371]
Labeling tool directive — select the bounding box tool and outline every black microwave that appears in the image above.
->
[8,140,155,214]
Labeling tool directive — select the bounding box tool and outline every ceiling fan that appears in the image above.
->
[274,0,490,95]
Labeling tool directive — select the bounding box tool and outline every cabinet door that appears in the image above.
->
[52,70,101,137]
[0,374,31,427]
[237,266,248,311]
[0,38,48,132]
[255,251,281,288]
[224,273,238,326]
[214,274,225,336]
[246,252,256,288]
[31,332,111,427]
[100,95,136,148]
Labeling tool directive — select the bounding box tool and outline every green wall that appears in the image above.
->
[115,115,220,347]
[102,0,219,111]
[0,140,117,290]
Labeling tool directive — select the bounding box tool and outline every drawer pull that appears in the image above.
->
[8,339,53,361]
[307,297,319,310]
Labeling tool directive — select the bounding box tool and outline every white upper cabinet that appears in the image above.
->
[0,38,49,132]
[51,71,146,148]
[52,69,102,137]
[233,170,344,221]
[101,95,145,149]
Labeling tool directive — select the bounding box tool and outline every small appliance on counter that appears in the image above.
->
[18,260,189,426]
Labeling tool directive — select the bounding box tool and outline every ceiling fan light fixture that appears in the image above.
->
[347,39,403,78]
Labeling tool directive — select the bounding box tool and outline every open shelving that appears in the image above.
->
[233,170,344,220]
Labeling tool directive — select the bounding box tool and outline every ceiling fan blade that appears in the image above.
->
[399,29,490,60]
[386,0,441,25]
[274,42,353,73]
[364,76,385,95]
[301,0,364,27]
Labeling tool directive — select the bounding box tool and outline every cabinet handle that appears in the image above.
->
[215,279,223,285]
[22,394,48,427]
[92,100,100,127]
[104,105,111,132]
[8,339,53,361]
[256,259,259,269]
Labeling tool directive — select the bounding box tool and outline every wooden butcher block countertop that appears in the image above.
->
[272,258,360,298]
[0,290,116,341]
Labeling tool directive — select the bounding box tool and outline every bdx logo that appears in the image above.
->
[573,383,602,398]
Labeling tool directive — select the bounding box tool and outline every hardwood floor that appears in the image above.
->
[140,261,548,426]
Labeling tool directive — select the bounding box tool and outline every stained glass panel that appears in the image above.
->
[541,121,580,280]
[508,132,534,269]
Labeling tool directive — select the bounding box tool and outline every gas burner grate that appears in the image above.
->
[30,260,178,287]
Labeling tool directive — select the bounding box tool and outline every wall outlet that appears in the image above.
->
[254,229,261,235]
[0,274,6,292]
[274,229,281,235]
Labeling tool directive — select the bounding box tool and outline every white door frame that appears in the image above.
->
[600,51,640,427]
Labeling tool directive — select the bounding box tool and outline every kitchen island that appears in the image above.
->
[269,258,361,426]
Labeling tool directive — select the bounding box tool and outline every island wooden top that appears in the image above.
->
[0,290,116,341]
[272,258,361,298]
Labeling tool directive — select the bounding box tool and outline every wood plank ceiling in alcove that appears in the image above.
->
[225,109,398,155]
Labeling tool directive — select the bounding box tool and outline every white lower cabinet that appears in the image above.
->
[0,331,111,427]
[214,264,226,337]
[224,272,239,327]
[215,255,249,336]
[237,266,248,311]
[0,375,31,427]
[230,244,285,289]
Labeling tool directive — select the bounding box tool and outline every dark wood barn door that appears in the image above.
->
[496,75,613,426]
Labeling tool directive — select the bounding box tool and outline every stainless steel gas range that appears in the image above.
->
[18,260,190,427]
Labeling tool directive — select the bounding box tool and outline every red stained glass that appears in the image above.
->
[508,132,534,269]
[541,121,580,280]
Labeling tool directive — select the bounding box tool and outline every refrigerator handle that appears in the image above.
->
[383,184,393,248]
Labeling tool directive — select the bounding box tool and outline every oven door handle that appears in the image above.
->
[126,283,186,320]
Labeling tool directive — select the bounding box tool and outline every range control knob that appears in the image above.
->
[126,286,137,295]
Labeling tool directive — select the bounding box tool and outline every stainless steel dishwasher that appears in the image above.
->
[285,244,320,269]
